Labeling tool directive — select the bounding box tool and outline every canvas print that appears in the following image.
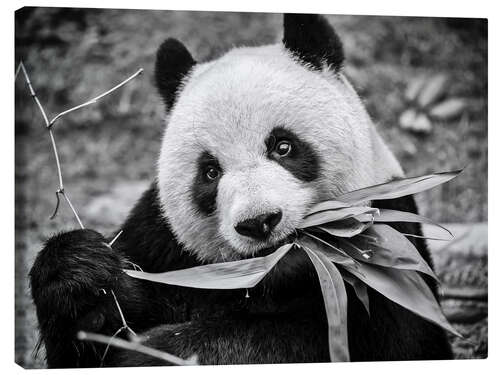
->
[15,8,487,368]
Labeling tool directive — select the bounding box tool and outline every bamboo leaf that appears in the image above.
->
[125,243,294,289]
[317,218,371,238]
[298,206,379,228]
[345,263,461,337]
[342,224,438,280]
[341,270,370,316]
[356,208,453,237]
[302,246,350,362]
[335,170,462,205]
[305,200,351,216]
[124,169,463,361]
[297,235,358,269]
[401,233,450,241]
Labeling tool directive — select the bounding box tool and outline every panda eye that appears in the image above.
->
[274,140,292,157]
[205,166,220,181]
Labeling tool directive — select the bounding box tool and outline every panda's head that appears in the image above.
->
[156,14,403,262]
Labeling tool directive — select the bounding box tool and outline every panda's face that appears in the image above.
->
[156,15,403,262]
[160,46,357,262]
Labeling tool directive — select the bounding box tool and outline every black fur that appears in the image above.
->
[283,14,344,72]
[155,38,196,111]
[29,230,148,367]
[191,152,222,216]
[266,127,320,182]
[30,181,452,367]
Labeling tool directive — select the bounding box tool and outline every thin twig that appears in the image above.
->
[110,289,136,337]
[104,236,139,351]
[15,62,22,80]
[17,61,50,127]
[61,190,84,229]
[49,68,144,126]
[100,326,126,366]
[49,191,61,220]
[16,61,143,227]
[108,230,123,247]
[47,129,64,189]
[17,61,84,226]
[124,260,143,272]
[77,331,198,366]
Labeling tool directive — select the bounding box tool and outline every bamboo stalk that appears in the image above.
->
[78,331,198,366]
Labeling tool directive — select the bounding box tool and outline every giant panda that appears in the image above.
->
[29,13,453,367]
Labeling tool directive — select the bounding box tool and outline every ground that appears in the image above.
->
[15,8,487,368]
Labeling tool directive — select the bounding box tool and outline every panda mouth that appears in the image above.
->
[243,234,297,259]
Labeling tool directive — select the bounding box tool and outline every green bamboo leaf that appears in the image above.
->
[342,224,438,280]
[346,263,461,337]
[357,208,452,237]
[302,246,350,362]
[125,243,294,289]
[298,206,379,228]
[335,170,462,205]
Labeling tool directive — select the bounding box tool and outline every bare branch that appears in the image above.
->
[18,61,171,366]
[16,61,143,228]
[108,230,123,247]
[49,191,61,220]
[110,289,136,337]
[100,326,126,366]
[16,61,50,127]
[124,260,143,272]
[61,190,85,229]
[47,129,64,190]
[16,61,82,226]
[49,68,144,126]
[15,62,22,80]
[77,331,198,366]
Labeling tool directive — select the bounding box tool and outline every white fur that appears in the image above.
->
[157,44,403,262]
[217,161,315,256]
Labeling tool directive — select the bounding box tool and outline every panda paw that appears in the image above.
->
[29,229,126,332]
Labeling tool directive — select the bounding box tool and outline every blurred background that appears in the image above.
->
[15,8,487,368]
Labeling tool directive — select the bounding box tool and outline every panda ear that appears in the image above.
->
[283,13,344,72]
[155,38,196,111]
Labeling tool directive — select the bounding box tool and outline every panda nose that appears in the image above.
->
[235,211,283,240]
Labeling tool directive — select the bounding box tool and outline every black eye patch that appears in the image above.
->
[265,127,320,182]
[191,152,222,216]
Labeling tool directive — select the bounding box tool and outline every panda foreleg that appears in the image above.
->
[29,229,159,368]
[107,314,331,366]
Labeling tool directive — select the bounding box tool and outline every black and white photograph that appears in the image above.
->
[14,5,488,369]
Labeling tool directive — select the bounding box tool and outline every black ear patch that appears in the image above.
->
[283,13,344,72]
[155,38,196,111]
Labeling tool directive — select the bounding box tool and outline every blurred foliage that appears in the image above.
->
[15,8,487,368]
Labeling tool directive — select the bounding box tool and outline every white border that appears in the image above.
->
[2,1,495,374]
